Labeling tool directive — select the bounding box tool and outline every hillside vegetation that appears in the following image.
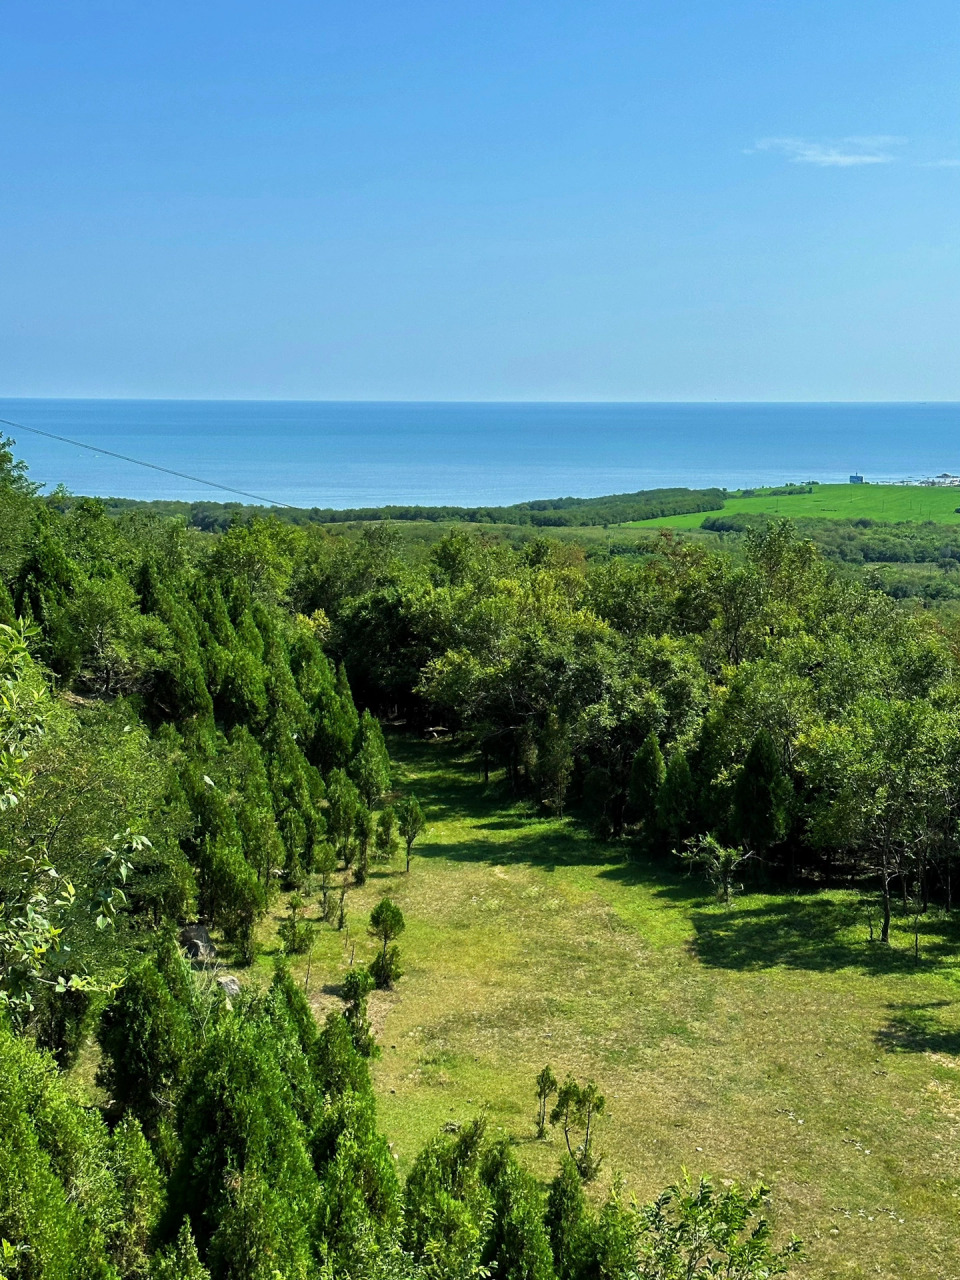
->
[3,432,960,1278]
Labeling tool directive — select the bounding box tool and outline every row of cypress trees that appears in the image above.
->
[3,495,393,972]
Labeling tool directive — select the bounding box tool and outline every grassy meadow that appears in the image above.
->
[625,483,960,528]
[250,737,960,1280]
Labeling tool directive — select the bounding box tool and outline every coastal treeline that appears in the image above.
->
[55,485,727,531]
[0,438,801,1279]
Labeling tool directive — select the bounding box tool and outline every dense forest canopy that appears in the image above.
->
[6,432,960,1277]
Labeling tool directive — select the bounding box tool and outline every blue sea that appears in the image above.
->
[2,400,960,508]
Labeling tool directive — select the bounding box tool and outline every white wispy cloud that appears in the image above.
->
[749,136,904,167]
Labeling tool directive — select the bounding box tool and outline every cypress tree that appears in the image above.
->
[150,1222,211,1280]
[628,733,666,823]
[109,1115,164,1280]
[545,1157,589,1280]
[403,1118,492,1273]
[0,1025,121,1278]
[206,1170,314,1280]
[336,662,360,748]
[0,578,16,626]
[730,729,793,852]
[312,666,358,772]
[655,750,696,848]
[353,804,375,886]
[97,937,198,1140]
[341,968,378,1058]
[165,1016,319,1272]
[481,1143,556,1280]
[350,709,392,807]
[0,1029,92,1278]
[327,768,360,861]
[197,836,265,965]
[312,1010,373,1100]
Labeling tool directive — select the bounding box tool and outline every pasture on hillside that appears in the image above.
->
[626,483,960,528]
[252,737,960,1280]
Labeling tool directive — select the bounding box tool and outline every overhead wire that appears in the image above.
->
[0,414,290,507]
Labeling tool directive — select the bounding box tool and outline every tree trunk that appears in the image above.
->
[880,849,891,944]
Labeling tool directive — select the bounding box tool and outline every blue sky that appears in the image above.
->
[2,0,958,400]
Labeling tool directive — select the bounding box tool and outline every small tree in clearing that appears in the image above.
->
[535,1064,558,1139]
[396,795,427,873]
[313,840,338,918]
[368,897,405,989]
[277,891,313,955]
[682,833,754,905]
[353,805,375,887]
[550,1077,605,1181]
[373,806,399,864]
[342,966,378,1058]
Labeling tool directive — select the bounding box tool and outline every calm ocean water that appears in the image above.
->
[2,400,960,508]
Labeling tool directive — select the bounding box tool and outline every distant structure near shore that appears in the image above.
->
[890,472,960,487]
[849,473,864,484]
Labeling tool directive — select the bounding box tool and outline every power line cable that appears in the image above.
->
[0,414,290,507]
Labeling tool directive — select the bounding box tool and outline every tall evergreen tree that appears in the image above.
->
[351,709,392,807]
[628,733,666,824]
[730,729,793,853]
[655,750,696,849]
[545,1157,589,1280]
[165,1016,319,1274]
[97,935,199,1141]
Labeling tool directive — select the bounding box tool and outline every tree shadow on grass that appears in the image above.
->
[473,816,538,832]
[387,734,531,823]
[598,857,710,903]
[874,1002,960,1055]
[415,820,613,873]
[689,896,949,976]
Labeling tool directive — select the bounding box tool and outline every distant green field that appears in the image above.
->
[624,483,960,529]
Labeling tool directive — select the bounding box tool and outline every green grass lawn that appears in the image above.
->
[624,483,960,529]
[257,738,960,1279]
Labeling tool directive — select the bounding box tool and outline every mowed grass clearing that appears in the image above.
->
[624,483,960,529]
[261,737,960,1280]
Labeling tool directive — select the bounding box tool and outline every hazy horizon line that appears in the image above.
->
[4,396,960,407]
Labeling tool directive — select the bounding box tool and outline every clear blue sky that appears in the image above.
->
[2,1,958,401]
